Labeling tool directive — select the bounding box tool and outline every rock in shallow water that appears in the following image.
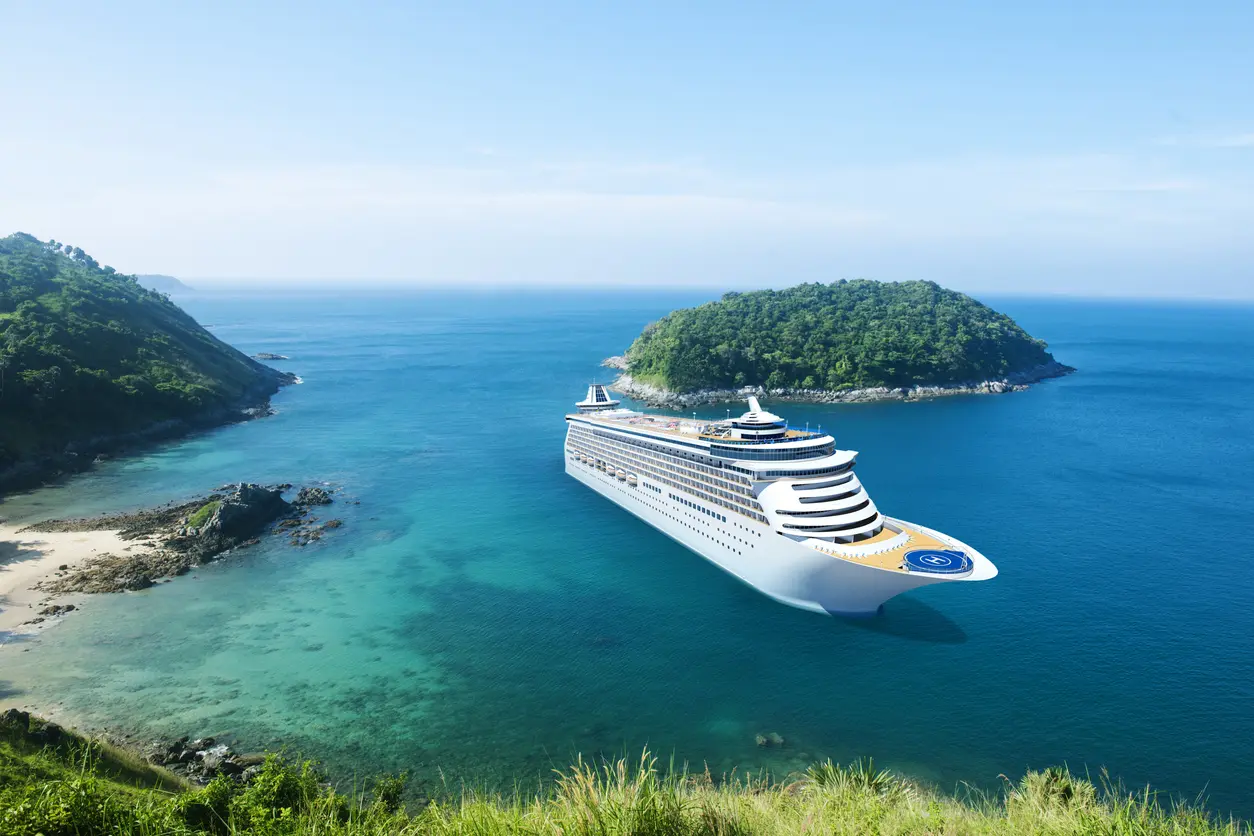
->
[293,486,333,506]
[755,731,785,748]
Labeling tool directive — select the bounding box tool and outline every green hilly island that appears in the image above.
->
[621,280,1069,395]
[0,233,292,489]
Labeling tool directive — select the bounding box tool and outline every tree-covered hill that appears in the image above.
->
[0,232,291,479]
[624,280,1066,393]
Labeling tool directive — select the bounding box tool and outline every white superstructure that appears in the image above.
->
[565,384,996,616]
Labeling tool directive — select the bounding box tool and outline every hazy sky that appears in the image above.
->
[2,1,1252,297]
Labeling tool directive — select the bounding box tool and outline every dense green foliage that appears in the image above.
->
[0,713,1245,835]
[0,233,286,464]
[0,730,1245,836]
[625,280,1060,393]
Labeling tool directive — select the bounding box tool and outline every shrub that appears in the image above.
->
[371,772,408,815]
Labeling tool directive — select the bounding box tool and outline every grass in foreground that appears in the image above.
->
[0,719,1247,835]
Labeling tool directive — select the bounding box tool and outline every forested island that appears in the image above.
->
[610,280,1073,406]
[0,233,294,491]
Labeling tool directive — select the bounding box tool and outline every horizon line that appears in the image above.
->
[161,281,1254,304]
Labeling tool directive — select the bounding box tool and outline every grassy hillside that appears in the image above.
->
[625,280,1063,393]
[0,712,1245,835]
[0,233,289,473]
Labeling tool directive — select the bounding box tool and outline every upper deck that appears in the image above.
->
[567,409,826,443]
[578,409,807,435]
[566,405,852,470]
[566,409,705,439]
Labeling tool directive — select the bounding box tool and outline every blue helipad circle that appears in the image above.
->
[904,549,972,574]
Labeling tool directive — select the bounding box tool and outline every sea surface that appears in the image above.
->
[2,290,1252,816]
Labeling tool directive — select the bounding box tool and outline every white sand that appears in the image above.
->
[0,524,137,634]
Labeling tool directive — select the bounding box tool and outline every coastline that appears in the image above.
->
[0,523,153,637]
[1,482,337,654]
[605,358,1075,408]
[0,377,296,496]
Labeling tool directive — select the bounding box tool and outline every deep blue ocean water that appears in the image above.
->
[2,291,1252,816]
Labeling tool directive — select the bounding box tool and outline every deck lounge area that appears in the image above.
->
[812,522,963,573]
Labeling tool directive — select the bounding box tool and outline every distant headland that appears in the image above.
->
[135,274,193,294]
[606,280,1074,407]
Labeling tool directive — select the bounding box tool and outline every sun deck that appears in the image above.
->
[571,411,823,443]
[571,410,703,437]
[813,522,963,573]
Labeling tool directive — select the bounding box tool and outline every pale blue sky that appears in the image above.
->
[2,1,1252,296]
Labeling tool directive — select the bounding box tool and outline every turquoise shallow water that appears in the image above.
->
[2,291,1253,815]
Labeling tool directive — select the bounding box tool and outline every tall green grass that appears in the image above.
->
[0,742,1246,835]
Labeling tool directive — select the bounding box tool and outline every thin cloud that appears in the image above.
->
[1074,179,1200,193]
[1156,133,1254,148]
[1209,134,1254,148]
[2,145,1250,289]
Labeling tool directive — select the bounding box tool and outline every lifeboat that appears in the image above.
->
[626,474,638,486]
[616,469,626,480]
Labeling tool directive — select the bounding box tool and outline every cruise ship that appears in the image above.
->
[564,384,997,616]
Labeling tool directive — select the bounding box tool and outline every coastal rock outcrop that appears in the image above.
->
[29,483,331,596]
[0,709,67,745]
[608,360,1074,408]
[166,483,291,562]
[143,736,262,785]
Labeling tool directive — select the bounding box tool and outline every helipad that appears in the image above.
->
[904,549,972,574]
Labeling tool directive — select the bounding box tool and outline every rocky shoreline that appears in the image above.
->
[0,377,298,496]
[1,483,351,783]
[138,731,268,786]
[1,707,270,787]
[13,482,344,608]
[603,358,1075,408]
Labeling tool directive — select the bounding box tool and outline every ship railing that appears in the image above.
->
[707,432,826,446]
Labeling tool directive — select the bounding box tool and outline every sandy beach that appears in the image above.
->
[0,524,140,636]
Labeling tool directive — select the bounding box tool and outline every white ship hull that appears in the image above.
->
[566,458,982,616]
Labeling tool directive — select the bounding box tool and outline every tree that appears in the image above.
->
[624,280,1057,392]
[0,232,289,458]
